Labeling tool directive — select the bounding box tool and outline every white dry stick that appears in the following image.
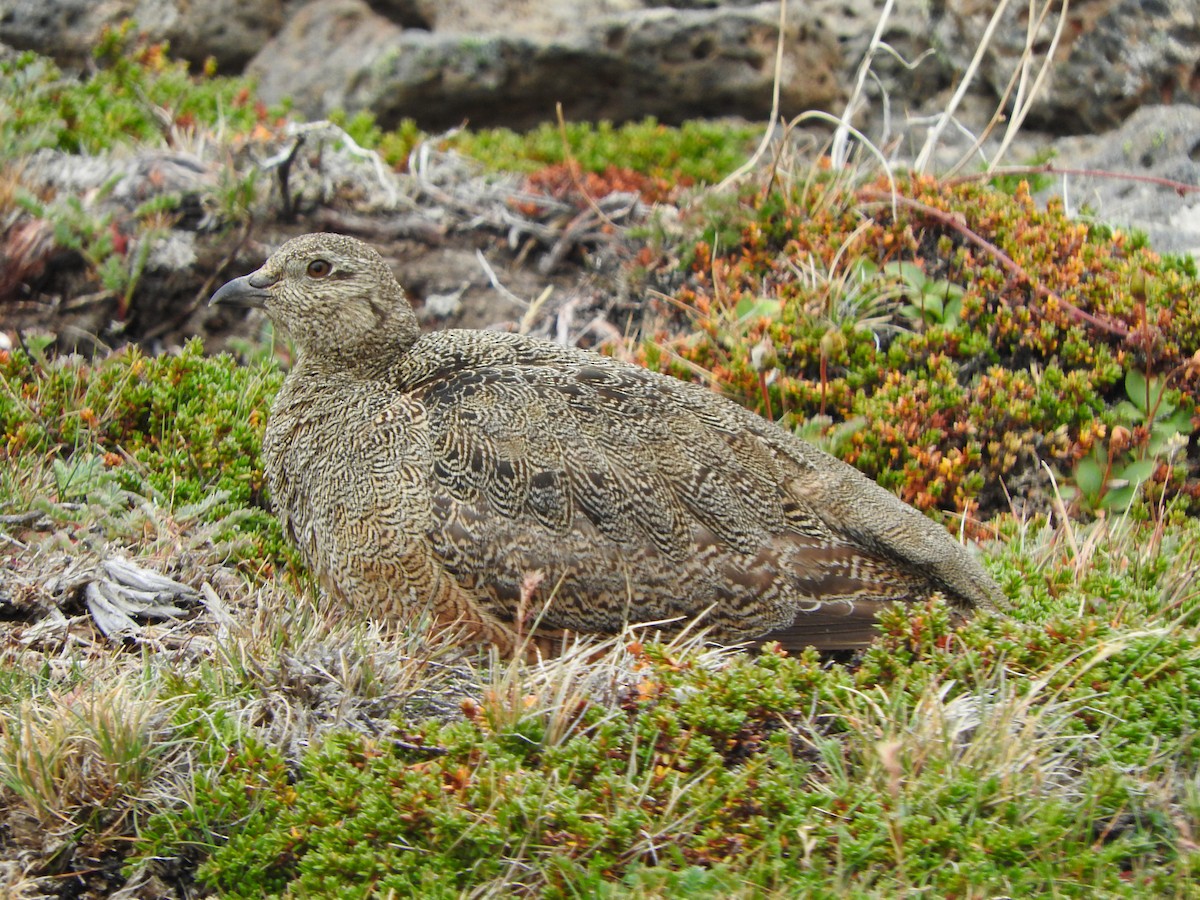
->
[712,0,787,192]
[914,0,1014,173]
[475,249,533,311]
[831,0,897,170]
[200,582,239,635]
[942,0,1070,177]
[520,285,555,335]
[989,0,1069,172]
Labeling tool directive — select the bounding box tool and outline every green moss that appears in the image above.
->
[330,109,761,184]
[0,339,290,569]
[448,118,762,184]
[0,24,283,157]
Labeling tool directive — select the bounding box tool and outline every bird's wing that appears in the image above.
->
[396,331,996,646]
[407,335,800,562]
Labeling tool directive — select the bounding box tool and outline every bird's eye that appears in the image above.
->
[306,259,333,278]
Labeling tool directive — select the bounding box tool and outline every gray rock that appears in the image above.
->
[249,0,842,128]
[247,0,405,119]
[0,0,284,70]
[0,0,128,68]
[1038,104,1200,260]
[805,0,951,99]
[131,0,285,70]
[394,0,639,38]
[930,0,1200,134]
[363,0,433,29]
[590,5,841,123]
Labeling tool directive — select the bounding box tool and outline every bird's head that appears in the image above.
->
[210,233,420,371]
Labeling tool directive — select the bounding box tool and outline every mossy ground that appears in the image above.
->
[1,30,1199,900]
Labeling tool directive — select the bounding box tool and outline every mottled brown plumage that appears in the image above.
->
[211,233,1004,655]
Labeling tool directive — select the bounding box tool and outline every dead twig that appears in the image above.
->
[945,164,1200,197]
[555,102,617,230]
[276,134,307,223]
[0,511,49,527]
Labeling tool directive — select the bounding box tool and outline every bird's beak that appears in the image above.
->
[209,270,278,309]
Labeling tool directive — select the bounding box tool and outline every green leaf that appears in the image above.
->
[938,282,965,302]
[1073,456,1104,501]
[884,260,925,288]
[1154,398,1176,418]
[1117,458,1156,485]
[1162,407,1194,433]
[921,294,945,318]
[1114,400,1144,423]
[733,296,780,322]
[1124,369,1168,417]
[1101,484,1138,511]
[1124,369,1149,413]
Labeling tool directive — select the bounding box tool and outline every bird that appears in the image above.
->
[210,232,1004,657]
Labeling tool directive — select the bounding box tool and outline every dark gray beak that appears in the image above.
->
[209,270,277,308]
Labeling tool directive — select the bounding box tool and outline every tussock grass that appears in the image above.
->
[0,675,176,832]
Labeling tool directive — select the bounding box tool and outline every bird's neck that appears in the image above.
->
[298,329,418,380]
[293,301,420,379]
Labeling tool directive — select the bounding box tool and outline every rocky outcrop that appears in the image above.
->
[0,0,284,70]
[1038,105,1200,258]
[0,0,1194,136]
[246,0,842,130]
[929,0,1200,133]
